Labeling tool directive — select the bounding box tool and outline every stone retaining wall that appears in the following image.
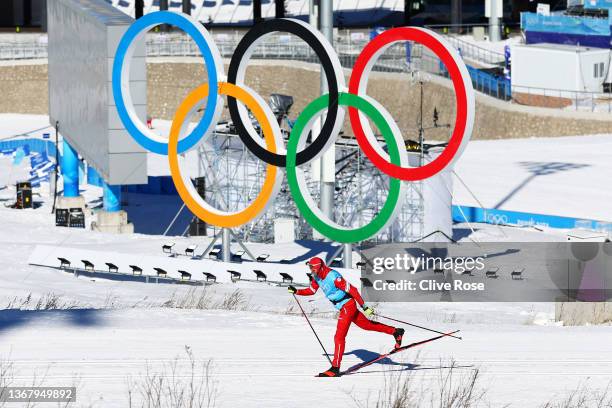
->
[2,60,612,140]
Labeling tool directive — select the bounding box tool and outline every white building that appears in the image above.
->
[511,43,612,95]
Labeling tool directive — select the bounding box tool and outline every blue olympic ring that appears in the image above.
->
[112,11,221,155]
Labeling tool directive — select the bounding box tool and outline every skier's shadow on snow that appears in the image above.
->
[0,309,103,335]
[341,349,475,375]
[342,349,419,372]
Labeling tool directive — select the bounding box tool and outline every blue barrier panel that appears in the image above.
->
[148,176,162,194]
[440,63,511,100]
[126,176,179,195]
[31,152,49,166]
[0,139,58,160]
[13,148,26,165]
[161,176,178,195]
[452,205,608,230]
[466,65,511,100]
[525,30,611,48]
[584,0,612,8]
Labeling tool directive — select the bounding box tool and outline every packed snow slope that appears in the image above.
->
[452,134,612,222]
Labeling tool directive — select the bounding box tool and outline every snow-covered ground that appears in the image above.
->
[5,113,611,223]
[1,210,611,407]
[2,114,612,407]
[143,117,612,222]
[1,228,612,407]
[453,134,612,222]
[4,305,612,407]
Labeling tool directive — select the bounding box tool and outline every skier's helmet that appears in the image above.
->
[306,257,325,272]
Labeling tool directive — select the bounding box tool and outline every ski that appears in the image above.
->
[340,330,461,376]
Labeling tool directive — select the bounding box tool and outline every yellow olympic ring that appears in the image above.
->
[168,82,283,228]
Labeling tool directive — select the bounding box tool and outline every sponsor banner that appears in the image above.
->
[521,12,610,37]
[525,31,611,48]
[584,0,612,9]
[452,205,610,231]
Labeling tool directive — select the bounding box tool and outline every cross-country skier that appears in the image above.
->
[288,256,404,377]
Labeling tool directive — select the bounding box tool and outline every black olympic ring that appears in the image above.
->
[227,18,344,167]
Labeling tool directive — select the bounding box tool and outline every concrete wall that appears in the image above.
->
[2,58,612,140]
[0,62,48,114]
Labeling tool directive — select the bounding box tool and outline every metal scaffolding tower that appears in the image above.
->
[192,130,426,245]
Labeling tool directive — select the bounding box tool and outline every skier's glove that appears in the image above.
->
[288,285,297,294]
[363,305,375,317]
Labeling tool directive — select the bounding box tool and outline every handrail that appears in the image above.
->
[443,35,505,65]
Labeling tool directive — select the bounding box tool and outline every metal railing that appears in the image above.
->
[442,35,505,66]
[0,34,507,101]
[145,31,372,58]
[512,85,612,113]
[0,41,47,60]
[3,31,612,113]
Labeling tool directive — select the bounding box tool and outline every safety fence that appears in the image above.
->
[0,41,47,60]
[147,35,513,100]
[467,65,511,100]
[0,138,57,158]
[4,31,612,110]
[511,85,612,113]
[0,138,59,188]
[441,35,505,66]
[0,34,510,101]
[438,61,511,101]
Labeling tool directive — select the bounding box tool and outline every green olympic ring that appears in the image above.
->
[286,92,405,243]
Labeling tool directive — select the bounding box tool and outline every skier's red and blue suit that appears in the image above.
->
[295,263,395,368]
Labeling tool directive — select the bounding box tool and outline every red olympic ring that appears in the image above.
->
[348,27,473,181]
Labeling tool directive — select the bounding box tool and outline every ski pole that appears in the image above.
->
[292,294,333,365]
[375,313,462,340]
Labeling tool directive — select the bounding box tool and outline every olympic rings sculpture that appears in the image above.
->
[112,11,475,244]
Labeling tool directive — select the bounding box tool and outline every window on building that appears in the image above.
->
[594,62,606,78]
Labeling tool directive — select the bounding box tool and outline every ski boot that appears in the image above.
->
[317,366,341,377]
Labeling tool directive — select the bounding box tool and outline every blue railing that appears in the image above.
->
[440,62,511,100]
[467,65,511,101]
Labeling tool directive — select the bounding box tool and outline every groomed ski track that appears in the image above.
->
[2,308,612,407]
